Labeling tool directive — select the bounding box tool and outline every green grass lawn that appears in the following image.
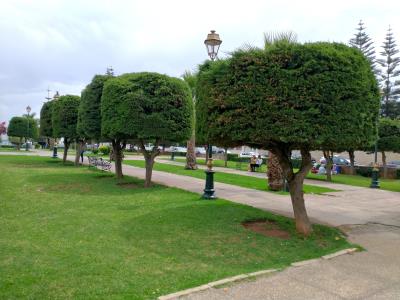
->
[163,157,267,172]
[0,148,28,152]
[306,172,400,192]
[0,155,352,299]
[124,160,338,195]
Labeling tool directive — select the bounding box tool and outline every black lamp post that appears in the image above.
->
[202,30,222,199]
[370,143,380,188]
[25,105,31,151]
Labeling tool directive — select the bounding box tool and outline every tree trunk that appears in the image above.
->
[74,141,81,166]
[348,149,355,175]
[112,139,124,179]
[288,176,312,235]
[185,133,197,170]
[63,138,70,163]
[323,150,333,182]
[224,147,228,167]
[17,137,22,150]
[273,146,313,236]
[74,140,84,166]
[144,156,155,187]
[267,152,284,191]
[382,151,387,179]
[140,139,160,188]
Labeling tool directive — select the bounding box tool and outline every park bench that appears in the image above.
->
[87,156,111,171]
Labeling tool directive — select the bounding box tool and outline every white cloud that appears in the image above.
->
[0,0,399,124]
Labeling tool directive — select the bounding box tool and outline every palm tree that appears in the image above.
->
[182,70,197,170]
[263,31,298,190]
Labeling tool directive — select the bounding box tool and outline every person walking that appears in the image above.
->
[250,155,257,172]
[80,144,86,164]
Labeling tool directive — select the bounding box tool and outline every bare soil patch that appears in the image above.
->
[242,220,290,239]
[116,182,140,189]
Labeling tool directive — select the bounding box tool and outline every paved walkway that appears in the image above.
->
[28,151,400,299]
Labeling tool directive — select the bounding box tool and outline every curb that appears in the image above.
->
[158,269,278,300]
[158,247,359,300]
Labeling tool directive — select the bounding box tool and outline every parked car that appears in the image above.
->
[387,160,400,169]
[195,147,207,154]
[320,155,351,166]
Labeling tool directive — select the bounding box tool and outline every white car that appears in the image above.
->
[239,151,256,158]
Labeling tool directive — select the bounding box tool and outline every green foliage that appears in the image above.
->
[101,72,193,144]
[378,27,400,118]
[52,95,80,140]
[78,75,111,140]
[349,20,378,74]
[7,116,38,139]
[196,42,380,151]
[377,118,400,152]
[39,101,54,137]
[98,145,110,155]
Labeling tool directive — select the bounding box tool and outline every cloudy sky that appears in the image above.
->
[0,0,399,124]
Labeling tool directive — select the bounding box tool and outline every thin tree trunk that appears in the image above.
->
[74,141,81,166]
[224,147,228,167]
[112,139,124,179]
[17,137,22,150]
[348,149,355,175]
[273,146,313,236]
[288,176,311,234]
[144,156,155,187]
[74,140,84,166]
[267,152,284,191]
[323,150,333,182]
[382,151,387,179]
[185,133,197,170]
[140,139,160,187]
[63,138,70,163]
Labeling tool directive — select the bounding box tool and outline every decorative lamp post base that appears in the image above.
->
[202,169,216,199]
[52,147,58,158]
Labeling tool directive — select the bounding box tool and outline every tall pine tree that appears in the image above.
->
[349,20,378,75]
[378,26,400,118]
[348,20,378,172]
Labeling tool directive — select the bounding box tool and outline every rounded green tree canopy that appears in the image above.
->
[378,118,400,153]
[101,72,193,143]
[8,116,37,139]
[40,100,54,138]
[196,42,380,151]
[52,95,80,139]
[78,75,111,140]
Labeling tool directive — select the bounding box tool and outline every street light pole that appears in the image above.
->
[202,30,222,199]
[370,142,380,188]
[25,105,31,151]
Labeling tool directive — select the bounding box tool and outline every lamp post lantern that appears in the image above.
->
[25,105,31,151]
[202,30,222,199]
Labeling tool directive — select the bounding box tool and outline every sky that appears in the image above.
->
[0,0,399,124]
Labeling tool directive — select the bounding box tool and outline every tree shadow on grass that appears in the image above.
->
[29,170,167,196]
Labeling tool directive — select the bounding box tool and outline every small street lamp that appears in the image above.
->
[370,143,380,188]
[202,30,222,199]
[25,105,31,151]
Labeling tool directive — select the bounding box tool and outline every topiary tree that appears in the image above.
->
[102,72,193,186]
[377,117,400,177]
[196,42,379,235]
[40,100,54,147]
[52,95,80,163]
[77,74,112,164]
[7,116,38,150]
